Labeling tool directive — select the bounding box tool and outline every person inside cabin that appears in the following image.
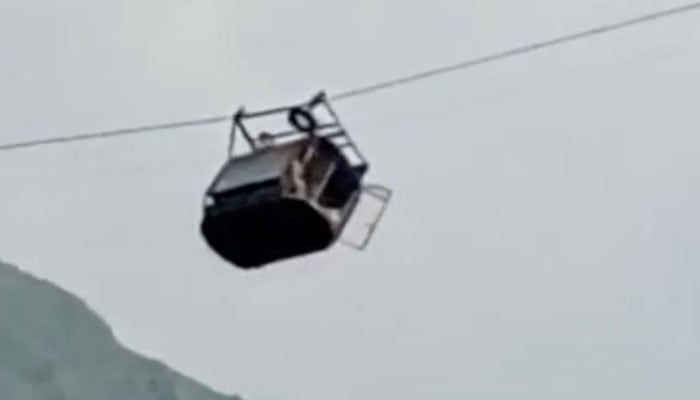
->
[288,156,308,198]
[284,139,319,199]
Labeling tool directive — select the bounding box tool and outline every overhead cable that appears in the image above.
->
[1,1,699,152]
[0,115,230,152]
[329,1,700,101]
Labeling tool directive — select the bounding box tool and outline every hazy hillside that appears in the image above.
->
[0,260,243,400]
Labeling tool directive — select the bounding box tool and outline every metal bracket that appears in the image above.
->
[226,91,369,169]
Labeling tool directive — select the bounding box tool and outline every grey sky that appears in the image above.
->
[1,1,700,400]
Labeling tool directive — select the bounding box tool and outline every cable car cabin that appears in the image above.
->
[200,92,390,269]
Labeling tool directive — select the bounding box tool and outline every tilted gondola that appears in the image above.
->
[200,92,391,269]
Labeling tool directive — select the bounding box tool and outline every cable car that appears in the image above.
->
[200,92,391,269]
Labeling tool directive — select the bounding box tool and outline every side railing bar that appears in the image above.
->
[338,184,392,250]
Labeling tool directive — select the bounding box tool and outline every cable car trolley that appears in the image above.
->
[200,92,391,269]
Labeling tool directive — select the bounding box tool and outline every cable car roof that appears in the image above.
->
[207,140,306,195]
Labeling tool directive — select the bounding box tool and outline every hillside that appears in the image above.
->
[0,260,243,400]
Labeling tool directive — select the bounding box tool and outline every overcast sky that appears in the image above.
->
[1,1,700,399]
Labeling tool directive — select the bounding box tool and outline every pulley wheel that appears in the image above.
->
[288,107,317,133]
